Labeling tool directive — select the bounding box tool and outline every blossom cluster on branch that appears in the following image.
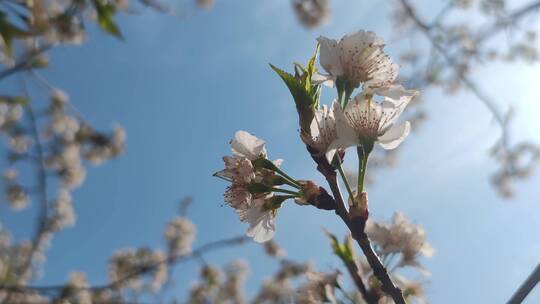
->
[213,29,434,303]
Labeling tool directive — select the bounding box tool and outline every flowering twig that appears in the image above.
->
[0,44,52,81]
[2,90,51,301]
[0,236,249,295]
[474,0,540,45]
[311,153,406,304]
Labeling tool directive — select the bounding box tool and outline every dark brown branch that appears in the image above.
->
[310,152,405,304]
[507,262,540,304]
[0,236,249,295]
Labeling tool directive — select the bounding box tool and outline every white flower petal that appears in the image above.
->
[378,121,410,150]
[317,36,343,76]
[231,131,266,160]
[244,199,276,243]
[311,72,336,87]
[273,159,284,168]
[377,85,419,105]
[246,212,275,243]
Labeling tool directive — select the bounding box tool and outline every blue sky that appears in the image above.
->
[1,0,540,302]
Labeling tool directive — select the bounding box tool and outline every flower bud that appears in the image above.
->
[349,192,369,221]
[295,180,335,210]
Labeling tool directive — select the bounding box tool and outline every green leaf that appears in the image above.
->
[0,96,29,106]
[269,63,314,132]
[324,229,356,264]
[93,0,124,39]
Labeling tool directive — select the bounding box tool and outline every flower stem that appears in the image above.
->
[280,177,301,189]
[357,144,373,195]
[270,187,300,196]
[342,86,354,109]
[336,157,355,203]
[274,167,301,189]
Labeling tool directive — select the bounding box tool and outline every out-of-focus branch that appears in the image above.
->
[475,0,540,45]
[342,252,379,304]
[0,235,249,295]
[2,92,51,301]
[0,44,52,81]
[398,0,508,140]
[507,262,540,304]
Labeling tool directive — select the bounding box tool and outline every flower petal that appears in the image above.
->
[311,72,336,87]
[317,36,343,76]
[246,211,275,243]
[377,85,419,105]
[378,121,410,150]
[231,131,266,160]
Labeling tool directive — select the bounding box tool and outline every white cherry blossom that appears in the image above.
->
[301,101,339,156]
[237,197,276,243]
[326,87,417,162]
[313,30,398,92]
[230,130,266,160]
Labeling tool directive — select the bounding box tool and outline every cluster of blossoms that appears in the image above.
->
[215,130,295,242]
[187,260,249,303]
[213,29,437,304]
[108,247,168,292]
[216,30,418,243]
[366,212,434,271]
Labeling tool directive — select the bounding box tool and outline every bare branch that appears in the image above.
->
[507,262,540,304]
[475,0,540,45]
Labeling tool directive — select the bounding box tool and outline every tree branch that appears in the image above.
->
[310,152,406,304]
[398,0,508,140]
[507,262,540,304]
[475,0,540,45]
[0,44,52,81]
[0,235,249,295]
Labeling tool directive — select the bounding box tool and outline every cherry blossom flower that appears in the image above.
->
[326,87,417,161]
[301,101,339,157]
[216,131,288,243]
[236,197,276,243]
[366,212,434,270]
[313,30,398,92]
[164,217,196,256]
[231,130,267,160]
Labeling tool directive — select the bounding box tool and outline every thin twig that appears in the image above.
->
[17,81,50,282]
[398,0,507,138]
[475,0,540,45]
[0,44,53,81]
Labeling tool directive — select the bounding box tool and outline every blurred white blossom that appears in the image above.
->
[164,217,196,256]
[292,0,330,28]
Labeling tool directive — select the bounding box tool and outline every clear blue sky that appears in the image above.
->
[1,0,540,303]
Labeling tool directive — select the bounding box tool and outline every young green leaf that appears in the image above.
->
[93,0,124,39]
